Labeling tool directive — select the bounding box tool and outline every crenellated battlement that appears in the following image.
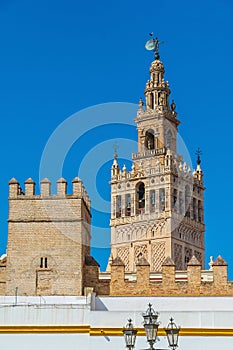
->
[84,255,233,297]
[6,174,92,296]
[8,176,91,211]
[109,255,231,296]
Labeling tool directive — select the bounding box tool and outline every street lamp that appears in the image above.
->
[123,318,138,350]
[164,317,180,350]
[142,303,159,350]
[123,304,180,350]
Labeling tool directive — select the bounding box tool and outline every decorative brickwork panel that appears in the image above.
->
[134,245,148,262]
[117,247,130,271]
[194,250,202,265]
[174,243,182,270]
[151,242,165,271]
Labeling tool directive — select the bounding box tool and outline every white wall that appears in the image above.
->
[0,295,232,349]
[0,334,232,350]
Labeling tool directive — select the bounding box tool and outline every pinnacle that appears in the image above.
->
[213,256,228,266]
[162,256,175,266]
[111,256,125,266]
[72,176,82,183]
[24,178,35,184]
[57,177,67,183]
[187,255,201,266]
[9,178,19,184]
[40,178,51,183]
[136,255,150,266]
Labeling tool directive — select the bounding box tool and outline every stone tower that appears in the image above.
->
[6,176,91,296]
[109,46,205,271]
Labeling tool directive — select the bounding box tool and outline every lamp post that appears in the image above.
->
[123,318,138,350]
[123,304,180,350]
[142,303,159,350]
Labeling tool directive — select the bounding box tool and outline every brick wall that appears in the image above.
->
[0,262,6,295]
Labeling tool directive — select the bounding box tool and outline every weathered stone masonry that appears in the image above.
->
[5,176,91,296]
[84,255,233,297]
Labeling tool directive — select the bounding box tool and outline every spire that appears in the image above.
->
[193,148,204,183]
[195,148,203,173]
[196,148,202,166]
[111,144,120,178]
[113,144,118,161]
[144,34,174,117]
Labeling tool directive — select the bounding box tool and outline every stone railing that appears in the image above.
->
[132,147,166,160]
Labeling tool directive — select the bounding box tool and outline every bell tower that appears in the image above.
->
[109,38,205,272]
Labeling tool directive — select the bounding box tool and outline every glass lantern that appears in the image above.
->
[123,319,138,350]
[142,304,159,350]
[164,317,180,350]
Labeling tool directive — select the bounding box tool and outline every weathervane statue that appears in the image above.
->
[145,33,165,60]
[196,148,202,165]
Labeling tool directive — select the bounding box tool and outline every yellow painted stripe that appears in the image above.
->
[90,328,233,337]
[0,326,90,334]
[0,326,232,336]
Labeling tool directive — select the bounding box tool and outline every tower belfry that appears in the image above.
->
[109,41,205,272]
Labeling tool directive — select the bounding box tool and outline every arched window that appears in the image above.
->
[159,188,165,212]
[116,195,121,218]
[145,130,155,150]
[179,191,183,214]
[150,190,156,212]
[198,200,202,223]
[166,130,172,149]
[185,186,190,218]
[40,257,48,269]
[193,198,197,221]
[125,194,131,216]
[172,188,177,212]
[136,182,145,215]
[150,93,154,109]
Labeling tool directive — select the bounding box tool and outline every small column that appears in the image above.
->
[145,190,149,214]
[122,192,126,218]
[155,189,159,211]
[40,178,51,197]
[131,193,135,216]
[145,92,150,110]
[9,178,19,198]
[25,178,35,197]
[138,130,143,152]
[153,91,156,108]
[57,178,67,197]
[166,187,170,211]
[111,195,116,219]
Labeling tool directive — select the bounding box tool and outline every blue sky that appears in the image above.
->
[0,0,233,275]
